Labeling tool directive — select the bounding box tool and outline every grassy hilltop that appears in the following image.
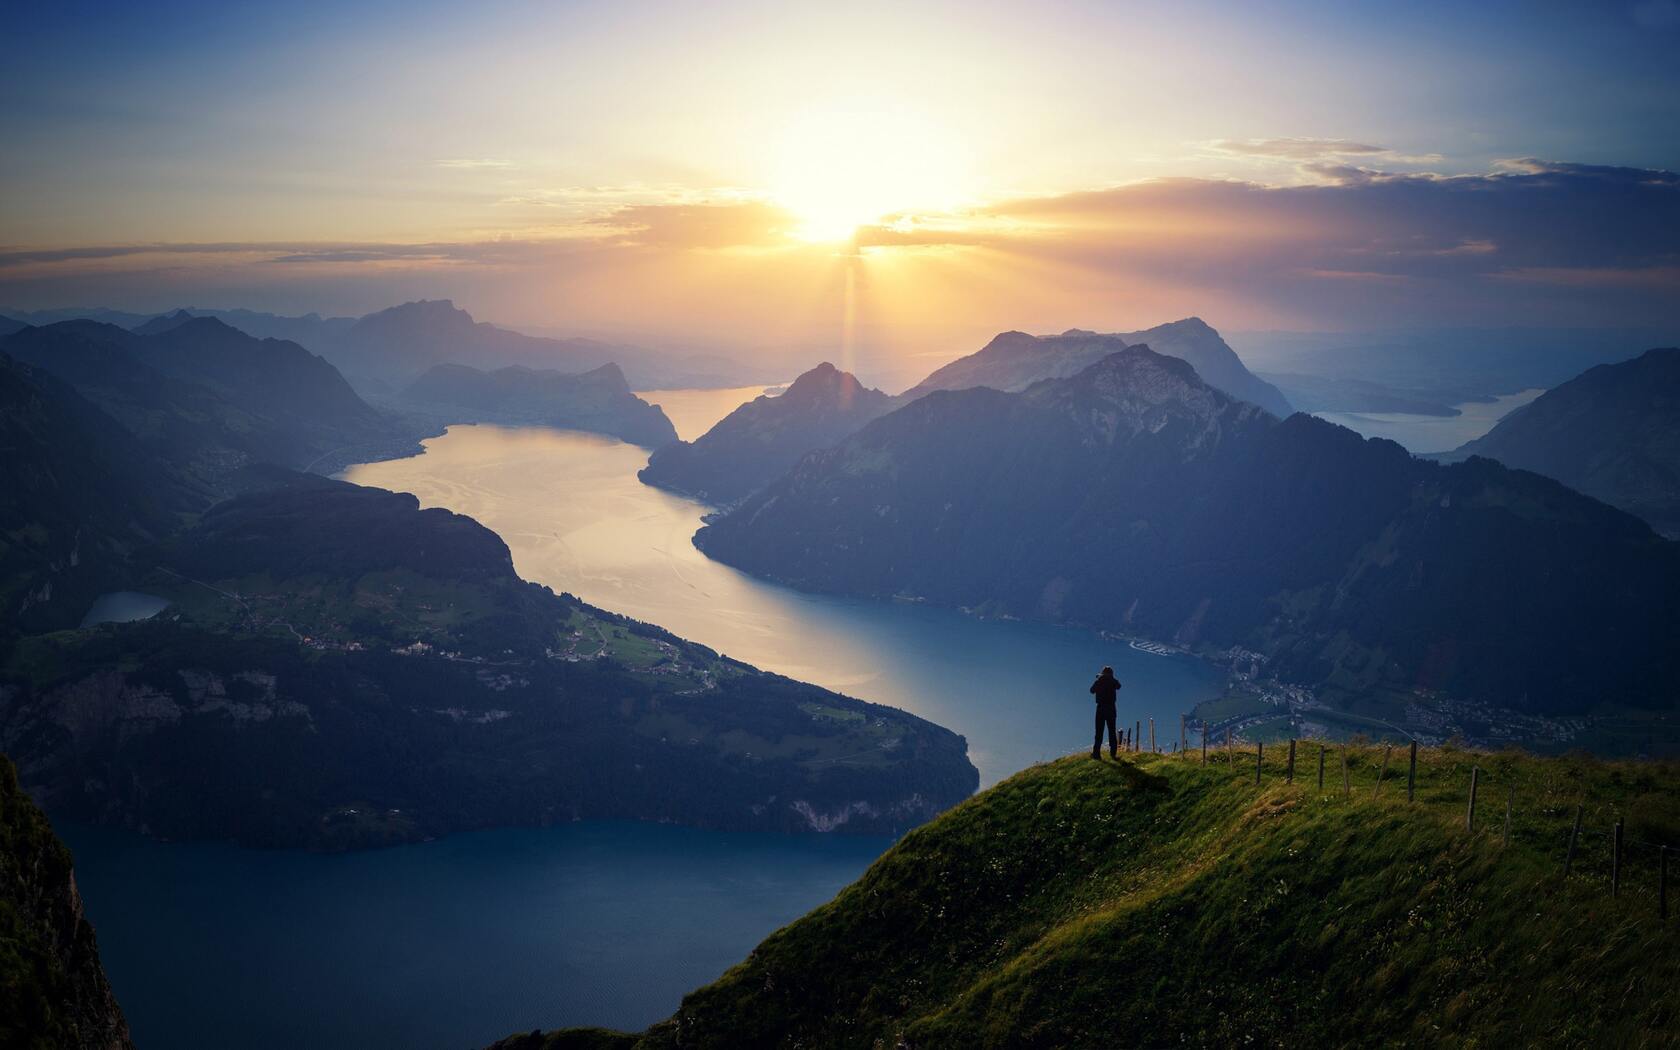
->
[502,743,1680,1049]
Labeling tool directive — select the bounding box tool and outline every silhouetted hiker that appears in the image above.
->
[1090,666,1121,758]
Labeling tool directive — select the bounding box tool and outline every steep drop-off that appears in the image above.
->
[1,754,133,1050]
[509,745,1679,1048]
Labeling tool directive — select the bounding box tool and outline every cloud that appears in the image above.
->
[589,200,797,248]
[1205,138,1445,176]
[2,161,1674,334]
[435,158,515,169]
[1208,137,1391,160]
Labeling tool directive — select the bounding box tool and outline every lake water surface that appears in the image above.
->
[1314,388,1544,453]
[71,387,1222,1049]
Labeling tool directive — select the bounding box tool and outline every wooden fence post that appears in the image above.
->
[1372,745,1392,798]
[1135,721,1141,753]
[1466,766,1480,831]
[1255,741,1263,785]
[1149,718,1156,754]
[1612,818,1623,898]
[1225,728,1232,765]
[1563,805,1583,878]
[1317,745,1326,791]
[1286,739,1296,784]
[1201,725,1208,765]
[1407,740,1418,803]
[1502,788,1512,849]
[1341,747,1350,796]
[1180,715,1187,757]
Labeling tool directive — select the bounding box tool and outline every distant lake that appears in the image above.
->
[635,384,780,441]
[80,590,169,628]
[1314,388,1545,453]
[72,394,1221,1049]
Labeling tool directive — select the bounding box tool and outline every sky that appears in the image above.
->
[2,0,1677,375]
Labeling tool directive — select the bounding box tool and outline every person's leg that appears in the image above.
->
[1105,710,1119,757]
[1092,708,1104,758]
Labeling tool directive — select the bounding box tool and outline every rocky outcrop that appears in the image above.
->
[0,754,134,1050]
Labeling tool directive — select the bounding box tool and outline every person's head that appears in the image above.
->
[1101,666,1113,677]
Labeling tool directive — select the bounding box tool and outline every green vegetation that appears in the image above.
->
[534,743,1679,1048]
[1188,693,1270,724]
[2,474,976,849]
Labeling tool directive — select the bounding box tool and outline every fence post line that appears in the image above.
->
[1407,740,1418,803]
[1341,746,1350,796]
[1502,788,1512,849]
[1136,720,1141,753]
[1317,746,1326,791]
[1286,739,1296,784]
[1201,724,1208,765]
[1180,715,1187,757]
[1466,766,1480,832]
[1612,818,1624,898]
[1661,845,1669,922]
[1372,745,1392,799]
[1563,805,1583,878]
[1255,741,1263,786]
[1226,728,1232,765]
[1149,718,1156,754]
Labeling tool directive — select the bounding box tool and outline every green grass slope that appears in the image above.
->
[522,743,1679,1049]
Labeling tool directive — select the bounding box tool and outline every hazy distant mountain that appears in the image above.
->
[640,362,891,503]
[698,346,1680,715]
[905,319,1292,418]
[134,306,360,349]
[1448,347,1680,536]
[903,330,1133,399]
[334,299,749,389]
[14,300,764,389]
[0,319,399,479]
[0,314,26,337]
[399,361,678,447]
[1259,372,1459,416]
[1115,319,1294,418]
[0,470,976,848]
[1236,326,1673,411]
[1,306,157,328]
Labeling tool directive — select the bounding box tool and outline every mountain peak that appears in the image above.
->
[131,308,202,336]
[782,361,877,404]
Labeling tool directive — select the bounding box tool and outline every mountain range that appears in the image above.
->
[639,362,892,503]
[0,321,972,849]
[643,318,1289,505]
[1446,347,1680,537]
[0,318,402,480]
[904,318,1293,418]
[696,346,1680,716]
[399,361,678,447]
[50,300,757,390]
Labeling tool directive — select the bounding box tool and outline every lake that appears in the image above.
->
[62,821,887,1050]
[70,387,1222,1049]
[80,590,170,628]
[1313,388,1545,453]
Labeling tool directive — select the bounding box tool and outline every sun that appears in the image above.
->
[769,101,968,243]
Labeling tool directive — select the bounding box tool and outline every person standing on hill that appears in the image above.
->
[1090,666,1121,759]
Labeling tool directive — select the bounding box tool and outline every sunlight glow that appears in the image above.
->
[770,100,970,242]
